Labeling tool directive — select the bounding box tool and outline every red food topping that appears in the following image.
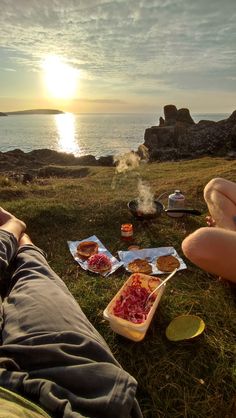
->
[88,253,112,271]
[113,275,157,324]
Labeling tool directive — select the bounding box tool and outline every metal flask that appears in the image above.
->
[167,190,185,217]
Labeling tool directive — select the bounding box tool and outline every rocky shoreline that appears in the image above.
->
[0,148,115,181]
[0,105,235,180]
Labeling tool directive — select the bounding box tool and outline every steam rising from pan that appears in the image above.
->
[137,180,156,214]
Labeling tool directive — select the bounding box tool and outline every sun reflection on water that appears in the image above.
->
[54,113,80,155]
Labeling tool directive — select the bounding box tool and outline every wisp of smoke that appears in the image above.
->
[137,179,156,214]
[111,147,150,194]
[114,151,141,174]
[111,151,141,189]
[137,144,149,162]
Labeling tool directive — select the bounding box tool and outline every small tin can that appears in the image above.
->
[168,190,185,218]
[121,223,133,241]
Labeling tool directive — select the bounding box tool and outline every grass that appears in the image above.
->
[1,156,236,418]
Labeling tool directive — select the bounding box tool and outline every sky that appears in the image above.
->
[0,0,235,114]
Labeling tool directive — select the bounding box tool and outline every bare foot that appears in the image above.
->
[206,215,216,227]
[19,233,33,247]
[0,207,17,225]
[0,207,26,240]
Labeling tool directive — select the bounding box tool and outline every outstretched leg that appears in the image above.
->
[3,233,110,346]
[0,232,142,418]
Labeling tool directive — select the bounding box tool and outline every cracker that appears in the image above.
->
[156,255,180,272]
[128,258,152,274]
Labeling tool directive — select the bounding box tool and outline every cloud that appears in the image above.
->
[74,98,127,104]
[0,67,16,72]
[0,0,235,98]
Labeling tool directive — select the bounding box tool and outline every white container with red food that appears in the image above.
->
[103,273,165,341]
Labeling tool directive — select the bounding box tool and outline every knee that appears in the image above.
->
[204,177,226,202]
[182,228,209,264]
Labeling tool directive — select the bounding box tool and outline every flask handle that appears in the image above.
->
[156,191,169,203]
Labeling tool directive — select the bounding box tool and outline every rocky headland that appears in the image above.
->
[5,109,64,115]
[0,104,235,180]
[142,104,236,161]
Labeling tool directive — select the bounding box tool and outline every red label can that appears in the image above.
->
[121,224,133,241]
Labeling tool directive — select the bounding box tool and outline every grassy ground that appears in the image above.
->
[1,156,236,418]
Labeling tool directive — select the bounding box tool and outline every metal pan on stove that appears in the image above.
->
[127,199,201,220]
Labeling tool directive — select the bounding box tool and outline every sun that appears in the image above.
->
[42,56,79,99]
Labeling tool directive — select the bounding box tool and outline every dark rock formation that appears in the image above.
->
[0,112,7,116]
[176,108,195,125]
[230,124,236,150]
[228,110,236,124]
[163,105,195,127]
[97,155,114,166]
[0,148,115,175]
[164,105,178,126]
[143,105,236,161]
[159,116,165,126]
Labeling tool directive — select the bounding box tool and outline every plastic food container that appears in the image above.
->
[103,273,165,341]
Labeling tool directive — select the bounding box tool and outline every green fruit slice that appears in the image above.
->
[166,315,205,341]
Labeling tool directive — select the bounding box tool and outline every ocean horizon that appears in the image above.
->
[0,112,230,158]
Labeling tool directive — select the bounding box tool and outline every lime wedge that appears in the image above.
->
[166,315,205,341]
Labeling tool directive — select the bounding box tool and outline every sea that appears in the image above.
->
[0,112,229,158]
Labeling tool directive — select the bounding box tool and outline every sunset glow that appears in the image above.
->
[0,1,235,113]
[42,56,79,100]
[55,113,79,155]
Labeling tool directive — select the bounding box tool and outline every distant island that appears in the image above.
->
[0,109,64,116]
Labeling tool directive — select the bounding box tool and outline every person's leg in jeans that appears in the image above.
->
[0,207,26,343]
[0,209,142,418]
